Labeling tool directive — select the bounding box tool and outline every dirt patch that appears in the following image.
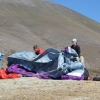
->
[0,77,100,100]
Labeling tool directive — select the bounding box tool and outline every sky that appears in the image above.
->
[50,0,100,23]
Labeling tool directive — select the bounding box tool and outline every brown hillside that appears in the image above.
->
[0,0,100,76]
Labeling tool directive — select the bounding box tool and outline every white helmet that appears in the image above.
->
[72,38,77,42]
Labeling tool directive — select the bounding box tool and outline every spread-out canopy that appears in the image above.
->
[7,48,84,80]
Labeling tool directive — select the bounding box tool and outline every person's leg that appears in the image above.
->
[80,56,84,64]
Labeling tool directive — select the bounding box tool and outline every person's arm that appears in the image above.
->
[35,49,40,55]
[71,45,73,49]
[77,45,81,57]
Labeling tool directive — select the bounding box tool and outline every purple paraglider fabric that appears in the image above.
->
[6,64,36,77]
[61,74,84,80]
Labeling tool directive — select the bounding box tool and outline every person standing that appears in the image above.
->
[0,52,5,69]
[71,39,85,64]
[71,38,81,57]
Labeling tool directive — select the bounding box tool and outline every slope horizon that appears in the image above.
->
[50,0,100,23]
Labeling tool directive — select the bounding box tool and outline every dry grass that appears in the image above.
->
[2,59,7,69]
[0,77,100,100]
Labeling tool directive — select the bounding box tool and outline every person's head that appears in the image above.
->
[72,38,77,45]
[33,45,38,51]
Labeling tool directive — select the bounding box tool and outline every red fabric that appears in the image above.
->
[0,70,21,79]
[8,73,21,78]
[0,70,8,79]
[35,48,44,54]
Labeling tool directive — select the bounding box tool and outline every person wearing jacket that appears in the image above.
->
[71,39,84,64]
[33,45,44,55]
[71,38,81,57]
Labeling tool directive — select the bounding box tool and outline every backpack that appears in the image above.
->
[83,68,89,80]
[93,75,100,81]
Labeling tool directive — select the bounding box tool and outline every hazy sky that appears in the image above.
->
[50,0,100,23]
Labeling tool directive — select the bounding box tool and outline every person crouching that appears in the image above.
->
[33,45,44,55]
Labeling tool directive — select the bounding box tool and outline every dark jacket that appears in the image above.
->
[71,44,81,57]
